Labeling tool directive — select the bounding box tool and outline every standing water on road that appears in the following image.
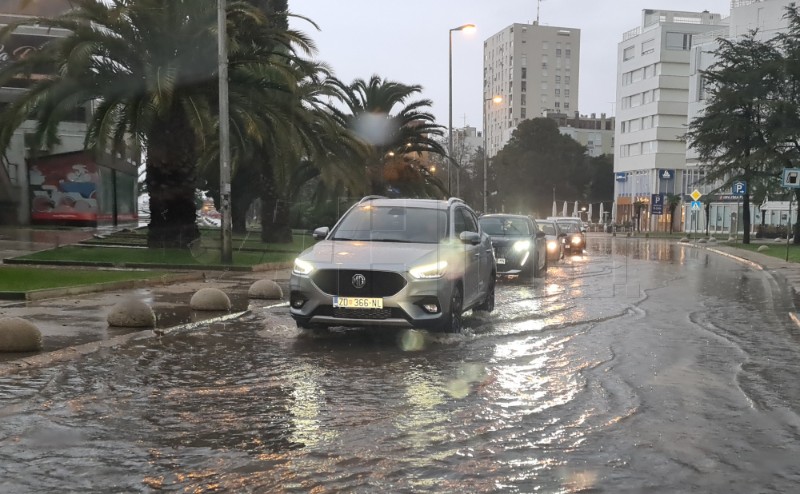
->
[1,238,800,493]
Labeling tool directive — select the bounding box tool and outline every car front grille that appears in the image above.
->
[311,269,407,297]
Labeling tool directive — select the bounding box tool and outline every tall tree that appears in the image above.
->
[0,0,315,248]
[330,75,446,197]
[685,31,781,244]
[492,118,588,217]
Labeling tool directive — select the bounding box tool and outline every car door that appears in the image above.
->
[455,207,481,307]
[530,218,546,270]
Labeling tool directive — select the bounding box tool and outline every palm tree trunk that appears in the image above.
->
[145,112,200,249]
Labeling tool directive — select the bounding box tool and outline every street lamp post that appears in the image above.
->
[449,23,475,197]
[217,0,232,264]
[483,95,502,213]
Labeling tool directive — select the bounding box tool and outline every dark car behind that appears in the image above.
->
[478,214,547,279]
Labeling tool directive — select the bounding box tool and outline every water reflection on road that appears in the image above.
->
[1,238,800,493]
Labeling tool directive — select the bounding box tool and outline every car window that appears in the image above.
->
[478,217,531,235]
[557,221,581,233]
[461,208,479,234]
[539,222,556,235]
[454,208,468,235]
[331,205,447,243]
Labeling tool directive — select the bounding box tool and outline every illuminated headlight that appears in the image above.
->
[292,258,315,275]
[571,236,582,245]
[513,240,531,252]
[547,240,559,251]
[409,260,448,279]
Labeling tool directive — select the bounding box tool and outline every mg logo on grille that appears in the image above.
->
[352,274,367,289]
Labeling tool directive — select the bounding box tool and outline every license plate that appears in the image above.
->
[333,296,383,309]
[497,258,506,265]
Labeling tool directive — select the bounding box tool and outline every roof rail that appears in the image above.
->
[447,197,465,207]
[357,195,386,204]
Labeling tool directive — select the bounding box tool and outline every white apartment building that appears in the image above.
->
[685,0,797,235]
[613,9,724,230]
[483,22,580,158]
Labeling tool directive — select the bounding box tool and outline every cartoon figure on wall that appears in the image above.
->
[29,152,100,223]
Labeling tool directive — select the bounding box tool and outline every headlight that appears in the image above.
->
[547,240,558,251]
[292,258,314,275]
[409,260,448,279]
[513,240,531,252]
[571,236,582,245]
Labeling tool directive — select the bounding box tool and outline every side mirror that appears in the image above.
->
[459,231,481,245]
[581,228,587,234]
[535,231,546,239]
[312,226,329,240]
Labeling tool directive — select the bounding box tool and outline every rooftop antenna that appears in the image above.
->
[535,0,545,25]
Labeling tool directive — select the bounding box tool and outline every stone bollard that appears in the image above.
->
[107,298,156,328]
[0,317,43,352]
[698,238,707,244]
[248,279,283,300]
[757,245,769,252]
[190,287,231,311]
[774,237,784,243]
[708,237,717,243]
[679,237,690,243]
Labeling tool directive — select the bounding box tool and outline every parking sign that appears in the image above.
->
[783,168,800,189]
[732,181,746,195]
[651,193,664,215]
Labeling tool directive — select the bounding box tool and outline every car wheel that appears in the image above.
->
[442,283,464,333]
[475,274,495,312]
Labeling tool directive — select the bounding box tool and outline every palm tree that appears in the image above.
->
[665,193,682,234]
[330,75,447,197]
[0,0,314,248]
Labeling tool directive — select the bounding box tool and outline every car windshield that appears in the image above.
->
[330,205,448,243]
[539,222,557,235]
[479,217,530,236]
[557,221,581,233]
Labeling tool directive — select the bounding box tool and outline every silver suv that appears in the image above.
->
[289,196,496,333]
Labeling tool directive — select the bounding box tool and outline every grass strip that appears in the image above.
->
[15,246,297,266]
[0,266,164,292]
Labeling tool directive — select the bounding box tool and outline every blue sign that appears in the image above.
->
[658,169,675,181]
[615,172,627,182]
[651,193,664,215]
[783,168,800,189]
[731,181,746,195]
[691,201,702,210]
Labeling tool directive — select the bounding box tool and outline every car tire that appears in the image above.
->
[475,274,495,312]
[440,283,464,333]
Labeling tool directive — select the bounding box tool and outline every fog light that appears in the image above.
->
[422,303,439,313]
[290,291,307,308]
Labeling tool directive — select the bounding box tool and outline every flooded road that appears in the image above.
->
[2,237,800,493]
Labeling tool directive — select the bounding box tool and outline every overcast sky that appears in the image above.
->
[290,0,732,130]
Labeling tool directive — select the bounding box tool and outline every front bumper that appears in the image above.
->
[289,271,454,329]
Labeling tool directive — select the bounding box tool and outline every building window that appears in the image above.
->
[521,67,527,79]
[521,55,527,67]
[556,48,562,57]
[641,38,655,55]
[521,93,527,106]
[565,49,571,57]
[509,108,513,116]
[555,88,561,96]
[521,108,526,119]
[564,102,569,110]
[666,32,692,50]
[555,101,560,108]
[555,75,561,84]
[565,76,571,84]
[522,81,527,92]
[565,89,570,97]
[509,81,512,92]
[623,45,635,61]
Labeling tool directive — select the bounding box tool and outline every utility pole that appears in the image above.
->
[218,0,232,264]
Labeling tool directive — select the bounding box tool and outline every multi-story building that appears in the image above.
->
[613,9,724,231]
[0,0,139,227]
[483,22,581,159]
[547,111,615,157]
[685,0,796,235]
